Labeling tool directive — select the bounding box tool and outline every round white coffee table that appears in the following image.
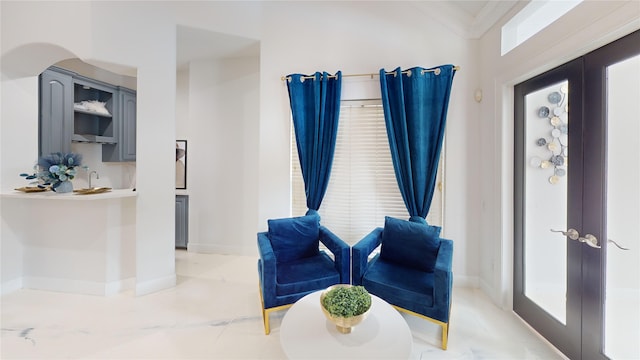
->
[280,290,412,359]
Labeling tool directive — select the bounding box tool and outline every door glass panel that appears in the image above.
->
[524,81,569,324]
[605,55,640,359]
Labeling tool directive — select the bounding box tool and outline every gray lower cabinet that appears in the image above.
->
[39,68,73,157]
[175,195,189,249]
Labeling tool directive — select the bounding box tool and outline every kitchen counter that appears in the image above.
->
[1,188,137,200]
[1,188,137,296]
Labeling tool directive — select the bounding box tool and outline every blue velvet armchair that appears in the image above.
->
[257,214,350,334]
[352,216,454,349]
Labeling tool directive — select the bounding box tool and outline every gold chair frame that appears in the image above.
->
[259,282,451,349]
[258,283,294,335]
[391,305,450,350]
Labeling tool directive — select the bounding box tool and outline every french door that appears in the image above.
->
[514,30,639,359]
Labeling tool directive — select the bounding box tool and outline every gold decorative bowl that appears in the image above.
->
[14,186,48,193]
[320,285,371,334]
[73,187,112,195]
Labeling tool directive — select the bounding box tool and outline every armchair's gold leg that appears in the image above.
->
[261,306,293,335]
[257,282,294,335]
[441,322,448,350]
[391,305,450,350]
[440,299,453,350]
[442,300,452,350]
[258,283,270,334]
[263,308,271,335]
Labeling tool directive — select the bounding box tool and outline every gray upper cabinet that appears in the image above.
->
[120,88,136,161]
[39,66,136,162]
[39,68,73,157]
[72,76,117,145]
[103,87,136,162]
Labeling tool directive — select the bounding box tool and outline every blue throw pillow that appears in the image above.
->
[268,214,320,263]
[380,216,441,272]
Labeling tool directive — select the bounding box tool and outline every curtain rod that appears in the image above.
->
[281,66,460,82]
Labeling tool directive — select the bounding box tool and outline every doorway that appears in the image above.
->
[514,30,639,359]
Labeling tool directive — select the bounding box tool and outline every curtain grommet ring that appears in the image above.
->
[406,69,412,77]
[434,68,441,75]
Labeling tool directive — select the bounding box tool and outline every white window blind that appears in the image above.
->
[291,99,444,245]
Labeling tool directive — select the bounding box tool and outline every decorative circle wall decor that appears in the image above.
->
[530,84,568,184]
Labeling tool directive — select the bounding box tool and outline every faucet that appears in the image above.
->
[89,171,99,188]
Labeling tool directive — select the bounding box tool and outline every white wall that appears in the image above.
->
[91,2,179,294]
[0,1,93,293]
[258,2,481,284]
[477,0,640,307]
[1,1,178,295]
[184,57,260,255]
[175,69,190,141]
[173,2,481,279]
[2,0,532,295]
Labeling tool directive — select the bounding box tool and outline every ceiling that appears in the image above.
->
[177,1,521,70]
[176,26,260,71]
[413,0,520,39]
[48,2,520,78]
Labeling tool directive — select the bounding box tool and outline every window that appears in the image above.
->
[501,0,582,55]
[291,99,444,245]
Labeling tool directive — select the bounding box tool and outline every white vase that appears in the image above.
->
[55,180,73,193]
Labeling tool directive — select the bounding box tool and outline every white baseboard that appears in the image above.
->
[454,275,480,288]
[479,277,511,309]
[1,278,23,296]
[187,242,257,257]
[135,274,176,296]
[22,276,134,296]
[186,242,219,253]
[480,278,494,299]
[4,275,171,297]
[105,278,136,296]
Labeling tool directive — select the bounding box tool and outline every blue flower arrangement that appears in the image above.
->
[20,152,86,192]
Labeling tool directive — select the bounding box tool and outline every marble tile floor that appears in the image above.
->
[1,250,566,359]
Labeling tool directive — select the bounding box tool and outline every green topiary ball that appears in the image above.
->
[321,285,371,317]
